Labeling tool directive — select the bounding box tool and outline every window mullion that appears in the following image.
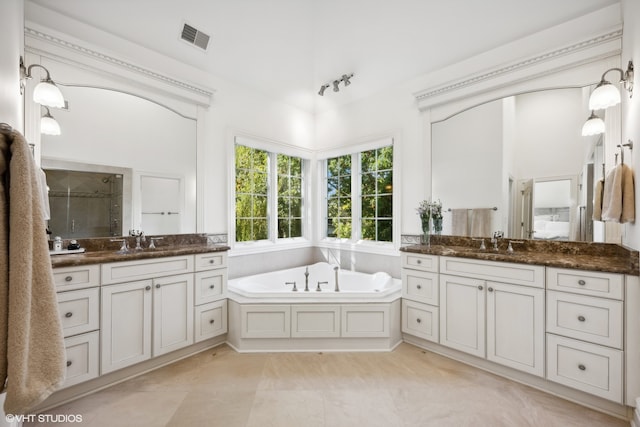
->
[352,152,361,241]
[269,152,277,243]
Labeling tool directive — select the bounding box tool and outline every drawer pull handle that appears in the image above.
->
[578,364,586,371]
[416,318,422,324]
[65,276,73,282]
[66,361,72,367]
[488,287,494,292]
[416,284,422,290]
[210,285,215,289]
[156,284,161,289]
[209,259,215,264]
[145,285,151,291]
[65,312,73,318]
[416,259,422,264]
[578,280,586,286]
[578,315,586,322]
[209,319,215,324]
[477,285,483,291]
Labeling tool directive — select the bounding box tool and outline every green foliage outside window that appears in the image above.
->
[360,146,393,242]
[235,145,269,241]
[326,155,352,238]
[277,154,303,238]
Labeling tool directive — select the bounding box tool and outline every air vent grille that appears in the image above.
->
[180,23,210,51]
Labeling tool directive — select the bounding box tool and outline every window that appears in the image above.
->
[234,143,306,243]
[325,143,393,243]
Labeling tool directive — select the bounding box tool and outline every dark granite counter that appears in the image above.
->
[49,234,230,268]
[400,236,639,276]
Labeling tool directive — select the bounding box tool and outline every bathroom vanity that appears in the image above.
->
[44,234,229,410]
[400,236,639,418]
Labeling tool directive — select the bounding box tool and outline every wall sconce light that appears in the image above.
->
[41,107,61,136]
[318,73,355,96]
[588,60,634,110]
[19,56,66,108]
[581,111,605,136]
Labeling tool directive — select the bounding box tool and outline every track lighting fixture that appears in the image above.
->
[317,73,355,96]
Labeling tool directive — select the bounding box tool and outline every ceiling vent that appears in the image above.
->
[180,23,210,51]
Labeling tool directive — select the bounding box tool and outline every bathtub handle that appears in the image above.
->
[285,281,298,292]
[317,281,328,292]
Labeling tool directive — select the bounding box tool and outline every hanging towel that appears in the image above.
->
[37,168,50,221]
[470,208,493,237]
[0,129,65,414]
[592,178,604,221]
[451,209,468,236]
[601,163,635,223]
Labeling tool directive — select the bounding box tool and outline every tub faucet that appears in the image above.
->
[304,266,310,292]
[285,281,298,292]
[317,281,328,292]
[334,266,340,292]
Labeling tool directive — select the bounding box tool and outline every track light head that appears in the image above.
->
[318,84,328,96]
[342,73,353,86]
[333,80,340,92]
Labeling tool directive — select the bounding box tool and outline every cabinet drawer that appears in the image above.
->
[402,270,438,305]
[402,253,438,272]
[547,291,623,349]
[195,300,227,342]
[546,268,623,300]
[341,304,390,338]
[240,305,290,338]
[62,331,99,388]
[101,255,194,284]
[195,270,226,305]
[291,305,340,338]
[402,299,439,343]
[53,264,100,291]
[195,252,227,271]
[440,256,544,288]
[547,334,623,403]
[57,288,100,337]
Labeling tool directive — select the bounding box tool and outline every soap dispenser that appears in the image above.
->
[53,236,63,251]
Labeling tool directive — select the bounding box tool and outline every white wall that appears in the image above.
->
[0,0,24,131]
[621,0,640,251]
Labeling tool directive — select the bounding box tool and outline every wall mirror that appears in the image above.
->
[431,86,607,242]
[41,85,197,239]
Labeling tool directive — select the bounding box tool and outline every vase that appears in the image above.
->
[433,217,443,235]
[421,215,431,246]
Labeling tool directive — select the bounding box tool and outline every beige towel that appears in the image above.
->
[470,208,493,237]
[451,209,468,236]
[592,179,604,221]
[602,164,635,223]
[38,169,50,221]
[0,130,65,414]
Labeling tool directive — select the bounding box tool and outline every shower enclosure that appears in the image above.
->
[46,169,123,238]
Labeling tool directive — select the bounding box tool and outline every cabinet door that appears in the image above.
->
[439,274,485,358]
[486,281,544,377]
[153,273,194,356]
[101,280,152,374]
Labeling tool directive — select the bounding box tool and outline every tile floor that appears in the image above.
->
[27,343,627,427]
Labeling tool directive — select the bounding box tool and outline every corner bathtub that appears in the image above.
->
[226,262,402,352]
[228,262,401,301]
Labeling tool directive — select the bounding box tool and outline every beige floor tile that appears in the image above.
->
[166,389,255,427]
[246,390,325,427]
[322,388,403,427]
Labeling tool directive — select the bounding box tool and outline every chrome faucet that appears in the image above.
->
[130,229,145,250]
[304,266,310,292]
[316,281,328,292]
[334,266,340,292]
[110,238,129,254]
[507,240,524,254]
[285,281,298,292]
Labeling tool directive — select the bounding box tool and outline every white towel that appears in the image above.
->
[602,164,635,223]
[38,168,50,221]
[451,209,468,236]
[620,164,635,223]
[592,179,603,221]
[470,208,493,237]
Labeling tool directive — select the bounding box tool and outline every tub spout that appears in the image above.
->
[285,281,298,292]
[304,266,310,292]
[334,266,340,292]
[317,281,328,292]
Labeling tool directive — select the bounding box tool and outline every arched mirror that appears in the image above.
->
[431,86,607,242]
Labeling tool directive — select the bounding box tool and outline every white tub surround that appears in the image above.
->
[227,263,402,352]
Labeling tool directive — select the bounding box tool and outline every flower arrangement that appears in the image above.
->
[417,200,443,243]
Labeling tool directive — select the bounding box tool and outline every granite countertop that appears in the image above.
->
[49,234,230,268]
[400,236,639,276]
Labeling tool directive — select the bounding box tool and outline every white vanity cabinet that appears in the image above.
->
[193,252,228,343]
[439,257,545,377]
[54,264,101,388]
[100,256,195,373]
[401,253,439,342]
[545,267,625,403]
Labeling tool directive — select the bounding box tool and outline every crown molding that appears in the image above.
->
[414,29,622,106]
[24,26,214,101]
